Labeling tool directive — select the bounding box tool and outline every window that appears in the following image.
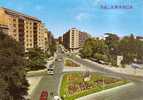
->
[13,19,16,22]
[13,29,16,32]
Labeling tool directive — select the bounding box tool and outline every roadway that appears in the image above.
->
[65,54,143,82]
[30,46,64,100]
[63,52,143,100]
[30,45,143,100]
[77,82,143,100]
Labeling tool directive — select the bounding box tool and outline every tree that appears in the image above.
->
[0,32,29,100]
[119,34,143,64]
[80,38,95,58]
[48,40,57,56]
[26,48,46,71]
[92,38,109,62]
[105,33,120,66]
[105,33,120,55]
[80,38,109,62]
[136,40,143,62]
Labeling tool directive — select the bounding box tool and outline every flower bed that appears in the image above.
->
[60,72,127,100]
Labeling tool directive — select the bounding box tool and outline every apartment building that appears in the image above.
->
[0,24,8,33]
[63,28,80,51]
[79,32,91,47]
[58,36,63,44]
[63,28,90,51]
[43,28,49,51]
[0,7,49,51]
[48,31,54,46]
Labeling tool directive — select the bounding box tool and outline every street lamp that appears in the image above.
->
[102,67,105,90]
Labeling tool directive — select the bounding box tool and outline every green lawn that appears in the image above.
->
[60,72,127,100]
[64,59,80,67]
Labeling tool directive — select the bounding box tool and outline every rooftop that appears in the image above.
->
[0,7,41,22]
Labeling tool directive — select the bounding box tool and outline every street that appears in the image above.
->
[65,54,143,82]
[29,46,143,100]
[77,82,143,100]
[30,46,64,100]
[63,53,143,100]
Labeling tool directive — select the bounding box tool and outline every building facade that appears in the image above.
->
[63,28,80,51]
[43,28,49,51]
[63,28,90,51]
[0,24,8,33]
[0,7,50,51]
[58,36,63,44]
[79,32,91,47]
[48,31,54,46]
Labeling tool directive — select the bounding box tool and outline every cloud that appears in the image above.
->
[75,12,91,21]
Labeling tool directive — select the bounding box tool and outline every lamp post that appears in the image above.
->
[102,66,105,90]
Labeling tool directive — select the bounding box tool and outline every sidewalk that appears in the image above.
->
[27,76,43,96]
[63,66,88,72]
[27,69,47,77]
[26,69,48,97]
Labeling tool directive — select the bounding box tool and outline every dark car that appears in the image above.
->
[40,90,48,100]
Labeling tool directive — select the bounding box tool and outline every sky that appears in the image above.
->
[0,0,143,37]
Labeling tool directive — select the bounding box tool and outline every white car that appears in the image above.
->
[57,58,62,62]
[47,64,54,75]
[54,96,61,100]
[47,68,54,75]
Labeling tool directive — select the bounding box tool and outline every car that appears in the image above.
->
[47,64,55,75]
[55,58,62,62]
[54,96,61,100]
[40,91,48,100]
[47,68,54,75]
[58,58,62,61]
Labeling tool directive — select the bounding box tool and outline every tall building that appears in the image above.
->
[79,32,91,47]
[63,28,90,51]
[48,31,54,46]
[58,36,63,44]
[0,24,8,33]
[0,7,49,51]
[43,28,49,51]
[63,28,80,51]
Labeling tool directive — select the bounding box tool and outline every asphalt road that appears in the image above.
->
[64,54,143,100]
[77,82,143,100]
[30,45,143,100]
[65,54,143,82]
[30,47,64,100]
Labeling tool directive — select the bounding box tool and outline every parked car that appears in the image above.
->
[40,91,48,100]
